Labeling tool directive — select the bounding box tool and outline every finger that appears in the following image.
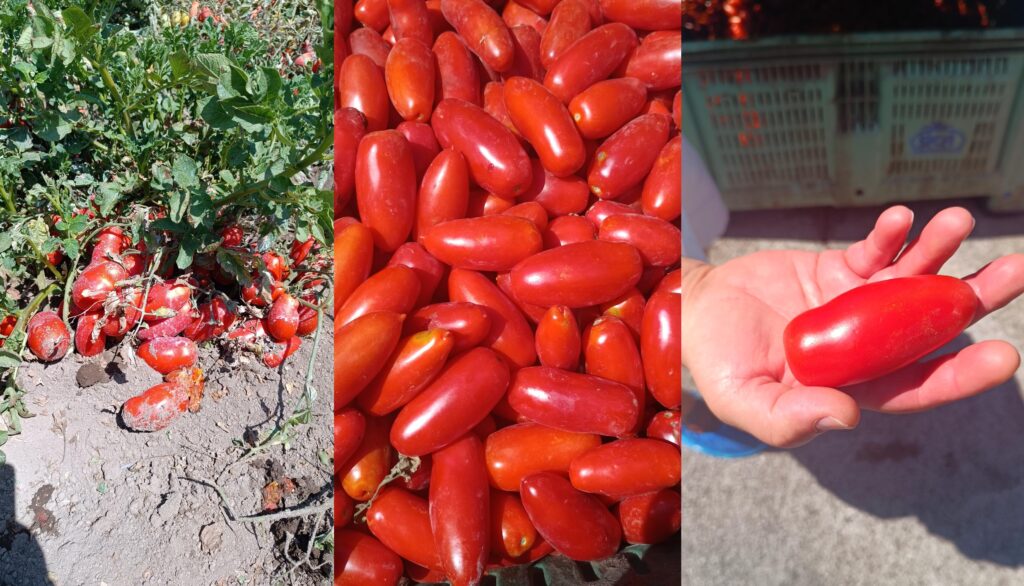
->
[848,340,1021,413]
[963,253,1024,322]
[843,205,913,278]
[871,206,974,280]
[706,376,861,448]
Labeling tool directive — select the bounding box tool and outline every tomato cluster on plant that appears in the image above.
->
[335,0,681,583]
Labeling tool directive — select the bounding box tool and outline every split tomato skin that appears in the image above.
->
[784,275,979,388]
[136,336,198,375]
[27,311,71,362]
[423,216,543,271]
[391,347,511,456]
[484,422,601,491]
[503,77,586,177]
[520,471,621,561]
[509,240,643,308]
[335,530,404,586]
[568,77,648,140]
[335,311,405,411]
[407,302,492,353]
[367,486,443,570]
[356,130,418,252]
[543,23,638,104]
[121,382,188,432]
[618,488,681,545]
[508,366,640,437]
[429,434,490,586]
[266,293,300,342]
[568,438,681,499]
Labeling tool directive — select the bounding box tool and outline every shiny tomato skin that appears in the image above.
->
[440,0,515,72]
[495,272,548,325]
[349,27,391,67]
[295,297,319,337]
[367,487,443,570]
[502,0,548,34]
[339,54,389,131]
[503,25,545,82]
[784,275,979,388]
[396,121,441,180]
[424,216,543,271]
[387,0,434,44]
[542,214,596,249]
[646,409,681,447]
[509,240,643,307]
[598,0,681,30]
[484,422,601,491]
[502,201,549,232]
[137,336,198,375]
[588,113,670,199]
[335,407,367,468]
[618,488,681,545]
[391,347,511,456]
[337,491,354,528]
[121,382,188,432]
[355,0,390,31]
[641,134,681,222]
[509,366,639,436]
[359,329,455,416]
[535,305,580,370]
[568,77,648,140]
[335,530,404,586]
[72,261,127,312]
[335,108,366,214]
[584,316,644,425]
[144,281,191,323]
[90,227,127,264]
[543,23,638,104]
[519,161,589,217]
[74,313,105,357]
[520,472,621,561]
[430,434,490,586]
[265,294,300,342]
[356,130,418,252]
[433,32,482,105]
[385,38,436,122]
[335,312,405,411]
[482,81,520,138]
[394,454,433,492]
[641,286,682,409]
[489,491,537,559]
[386,243,446,309]
[598,213,681,267]
[599,287,645,339]
[407,302,492,353]
[504,77,585,177]
[671,89,681,129]
[432,99,533,199]
[337,265,421,327]
[335,222,375,314]
[569,438,680,498]
[469,191,515,217]
[416,149,470,243]
[448,269,537,367]
[625,31,681,91]
[342,415,393,502]
[539,0,591,69]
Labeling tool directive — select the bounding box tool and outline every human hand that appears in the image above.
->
[680,206,1024,447]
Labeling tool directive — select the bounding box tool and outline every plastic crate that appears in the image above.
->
[681,29,1024,211]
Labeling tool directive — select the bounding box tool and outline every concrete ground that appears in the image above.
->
[680,198,1024,586]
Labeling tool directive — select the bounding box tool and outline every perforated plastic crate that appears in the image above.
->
[682,29,1024,211]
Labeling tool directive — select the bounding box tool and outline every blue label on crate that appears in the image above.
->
[909,122,966,155]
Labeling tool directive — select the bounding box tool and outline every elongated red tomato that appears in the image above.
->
[485,422,601,491]
[137,336,198,374]
[387,0,433,44]
[339,54,389,131]
[359,329,455,416]
[349,27,391,67]
[495,272,548,324]
[416,148,470,242]
[482,81,519,137]
[502,201,549,231]
[356,130,418,252]
[539,0,590,69]
[641,134,681,222]
[335,311,405,411]
[598,213,681,267]
[386,242,446,308]
[504,25,545,81]
[266,293,300,342]
[424,216,542,271]
[641,285,681,409]
[618,488,681,545]
[367,487,442,570]
[448,269,537,367]
[72,261,127,311]
[569,438,680,498]
[509,366,639,436]
[598,0,681,30]
[535,305,580,370]
[407,302,492,353]
[356,0,390,32]
[430,434,490,586]
[542,214,596,249]
[588,113,670,199]
[431,99,533,199]
[74,313,105,357]
[520,472,621,561]
[335,407,367,468]
[646,409,681,447]
[568,77,648,140]
[509,240,643,307]
[518,162,589,217]
[440,0,515,72]
[396,121,441,180]
[502,0,549,33]
[504,77,585,177]
[335,530,403,586]
[784,275,979,388]
[335,222,374,314]
[599,287,645,339]
[543,23,637,104]
[335,108,366,214]
[342,415,393,501]
[385,38,436,122]
[433,32,482,105]
[391,347,510,456]
[624,30,681,91]
[490,490,537,559]
[584,316,644,428]
[585,200,640,228]
[337,265,421,327]
[144,281,191,323]
[121,382,188,432]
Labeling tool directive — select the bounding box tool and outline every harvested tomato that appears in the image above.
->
[367,487,443,570]
[568,77,648,140]
[618,488,681,545]
[335,222,375,313]
[385,38,436,122]
[641,134,681,222]
[504,77,586,177]
[359,329,455,416]
[509,240,643,307]
[569,438,681,498]
[646,409,681,447]
[387,0,433,44]
[121,382,188,432]
[336,265,421,327]
[598,213,681,267]
[539,0,591,69]
[27,311,70,362]
[542,214,596,249]
[407,302,492,353]
[335,407,367,467]
[386,242,447,307]
[448,269,536,367]
[430,434,490,586]
[508,366,639,437]
[342,415,393,501]
[397,121,441,180]
[535,305,580,370]
[489,490,538,560]
[416,148,470,243]
[433,32,482,105]
[336,108,367,214]
[502,201,549,232]
[543,23,637,104]
[423,216,542,271]
[335,311,405,411]
[484,422,601,491]
[785,275,979,388]
[440,0,515,72]
[520,471,621,561]
[340,54,389,132]
[588,113,670,200]
[335,530,404,586]
[356,130,418,252]
[137,336,198,374]
[624,30,681,90]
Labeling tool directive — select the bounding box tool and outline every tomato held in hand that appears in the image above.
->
[485,422,601,491]
[27,311,70,362]
[784,275,979,388]
[137,336,198,374]
[568,438,681,499]
[430,434,490,586]
[520,471,621,561]
[121,382,188,432]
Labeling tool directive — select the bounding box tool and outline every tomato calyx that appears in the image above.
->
[352,453,424,524]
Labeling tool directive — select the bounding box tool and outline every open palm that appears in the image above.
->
[681,206,1024,447]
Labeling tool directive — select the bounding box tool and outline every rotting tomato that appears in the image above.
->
[520,471,621,561]
[74,313,106,358]
[484,422,601,491]
[27,311,71,362]
[121,382,188,432]
[136,336,198,375]
[143,281,191,323]
[265,293,300,342]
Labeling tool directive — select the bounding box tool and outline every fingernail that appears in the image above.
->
[815,417,852,432]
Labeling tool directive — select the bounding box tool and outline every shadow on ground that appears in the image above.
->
[791,332,1024,567]
[0,463,52,585]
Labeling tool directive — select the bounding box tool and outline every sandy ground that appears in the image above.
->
[0,319,333,586]
[681,198,1024,585]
